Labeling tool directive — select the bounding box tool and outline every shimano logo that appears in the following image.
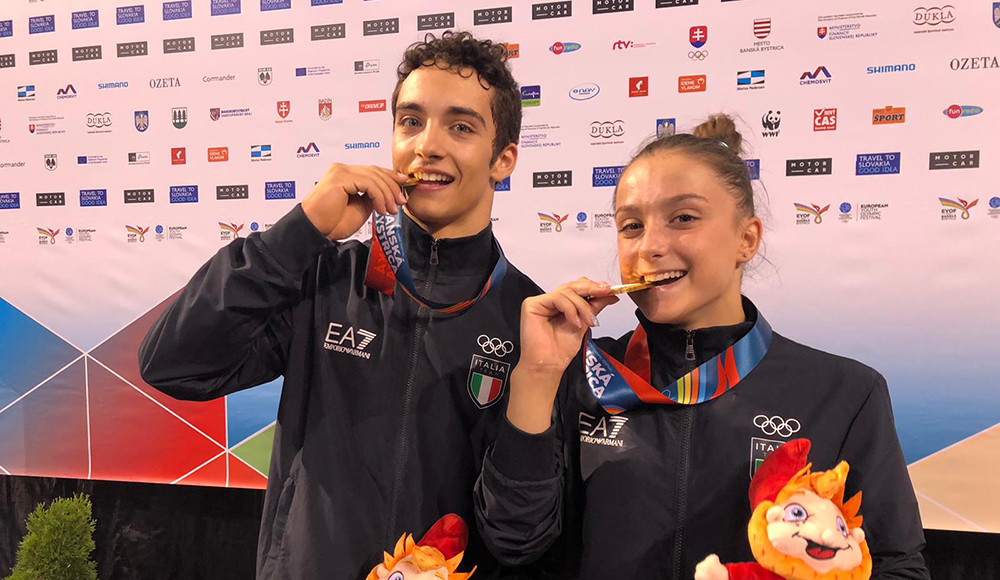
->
[579,412,628,447]
[753,414,801,438]
[324,322,377,359]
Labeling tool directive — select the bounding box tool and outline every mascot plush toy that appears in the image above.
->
[366,514,476,580]
[695,439,872,580]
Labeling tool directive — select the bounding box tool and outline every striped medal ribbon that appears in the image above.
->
[584,314,773,414]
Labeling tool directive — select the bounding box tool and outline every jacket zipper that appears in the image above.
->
[429,239,439,266]
[673,330,696,580]
[386,240,439,542]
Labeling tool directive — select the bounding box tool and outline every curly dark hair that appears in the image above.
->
[391,31,521,163]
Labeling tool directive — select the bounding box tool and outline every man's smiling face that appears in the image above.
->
[392,63,516,237]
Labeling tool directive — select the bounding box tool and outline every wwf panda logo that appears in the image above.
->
[761,110,781,131]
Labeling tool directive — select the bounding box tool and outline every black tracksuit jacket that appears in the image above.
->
[475,298,930,580]
[138,204,540,579]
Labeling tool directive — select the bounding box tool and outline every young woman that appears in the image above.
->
[474,115,929,580]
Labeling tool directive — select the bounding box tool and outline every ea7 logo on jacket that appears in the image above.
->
[324,322,376,360]
[579,412,628,447]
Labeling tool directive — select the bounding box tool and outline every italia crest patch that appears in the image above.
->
[467,354,509,409]
[750,437,783,479]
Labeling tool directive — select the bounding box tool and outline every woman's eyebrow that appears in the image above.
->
[614,194,709,216]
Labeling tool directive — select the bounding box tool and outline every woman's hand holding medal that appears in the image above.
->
[507,278,619,434]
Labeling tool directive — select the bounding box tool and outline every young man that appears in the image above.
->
[139,32,539,579]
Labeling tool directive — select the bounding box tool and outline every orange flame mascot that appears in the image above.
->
[696,439,872,580]
[366,514,476,580]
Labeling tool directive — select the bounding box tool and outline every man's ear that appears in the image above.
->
[375,564,391,579]
[490,143,518,184]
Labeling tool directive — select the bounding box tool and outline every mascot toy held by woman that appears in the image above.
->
[696,439,872,580]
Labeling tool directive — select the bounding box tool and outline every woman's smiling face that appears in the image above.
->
[614,151,760,328]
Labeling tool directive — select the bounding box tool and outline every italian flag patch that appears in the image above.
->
[467,354,510,409]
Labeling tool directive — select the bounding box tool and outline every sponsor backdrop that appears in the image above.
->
[0,0,997,532]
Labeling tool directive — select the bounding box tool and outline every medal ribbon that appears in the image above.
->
[584,313,773,414]
[363,211,507,315]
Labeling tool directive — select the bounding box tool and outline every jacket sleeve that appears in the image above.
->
[138,204,332,401]
[839,372,930,580]
[474,387,566,567]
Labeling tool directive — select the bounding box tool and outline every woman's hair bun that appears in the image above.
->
[692,113,743,156]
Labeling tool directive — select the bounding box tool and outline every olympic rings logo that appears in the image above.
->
[753,415,801,438]
[688,50,709,61]
[478,335,514,357]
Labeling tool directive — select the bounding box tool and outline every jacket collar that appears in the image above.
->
[637,296,758,387]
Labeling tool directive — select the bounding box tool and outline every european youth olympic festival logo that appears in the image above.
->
[219,222,243,238]
[939,197,978,219]
[126,225,150,241]
[538,212,569,232]
[36,227,59,244]
[794,203,830,224]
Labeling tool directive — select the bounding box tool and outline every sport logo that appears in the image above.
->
[468,354,510,408]
[794,203,830,224]
[478,334,514,357]
[813,108,837,131]
[872,106,906,124]
[800,66,832,85]
[579,412,629,447]
[324,322,377,359]
[538,212,569,232]
[753,414,801,438]
[939,197,978,220]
